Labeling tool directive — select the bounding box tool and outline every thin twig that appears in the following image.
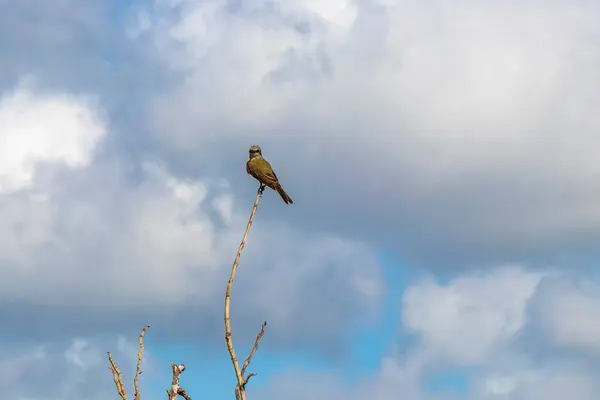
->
[134,325,150,400]
[166,363,192,400]
[242,373,257,388]
[241,321,267,378]
[224,184,265,400]
[108,352,128,400]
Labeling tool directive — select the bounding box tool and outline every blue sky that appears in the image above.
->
[0,0,600,399]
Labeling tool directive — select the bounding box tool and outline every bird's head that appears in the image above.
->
[248,145,262,159]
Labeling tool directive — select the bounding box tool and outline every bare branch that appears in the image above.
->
[242,373,257,388]
[134,325,150,400]
[166,363,192,400]
[108,352,128,400]
[224,184,266,400]
[241,321,267,378]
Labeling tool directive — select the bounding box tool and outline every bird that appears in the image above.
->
[246,145,293,204]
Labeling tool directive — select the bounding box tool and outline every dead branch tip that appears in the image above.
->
[108,351,128,400]
[167,362,192,400]
[133,325,150,400]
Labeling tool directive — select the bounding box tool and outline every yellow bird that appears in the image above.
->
[246,145,293,204]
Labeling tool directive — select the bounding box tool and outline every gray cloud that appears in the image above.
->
[132,0,600,269]
[6,0,599,269]
[524,273,600,364]
[0,79,383,353]
[402,266,543,365]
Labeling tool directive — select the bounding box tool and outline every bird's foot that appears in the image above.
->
[258,184,266,195]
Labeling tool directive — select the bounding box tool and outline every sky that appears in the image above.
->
[0,0,599,399]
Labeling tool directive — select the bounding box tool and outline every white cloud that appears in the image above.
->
[0,160,231,307]
[532,277,600,350]
[64,339,101,370]
[402,267,543,365]
[147,0,599,157]
[397,266,600,399]
[136,0,600,266]
[212,193,234,225]
[0,80,105,193]
[256,266,600,400]
[475,365,599,400]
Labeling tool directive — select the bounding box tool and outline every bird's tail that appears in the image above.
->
[276,184,293,204]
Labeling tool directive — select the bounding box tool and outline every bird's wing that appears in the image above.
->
[262,160,279,182]
[250,158,279,187]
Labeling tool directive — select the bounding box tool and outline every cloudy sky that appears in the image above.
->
[1,0,599,398]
